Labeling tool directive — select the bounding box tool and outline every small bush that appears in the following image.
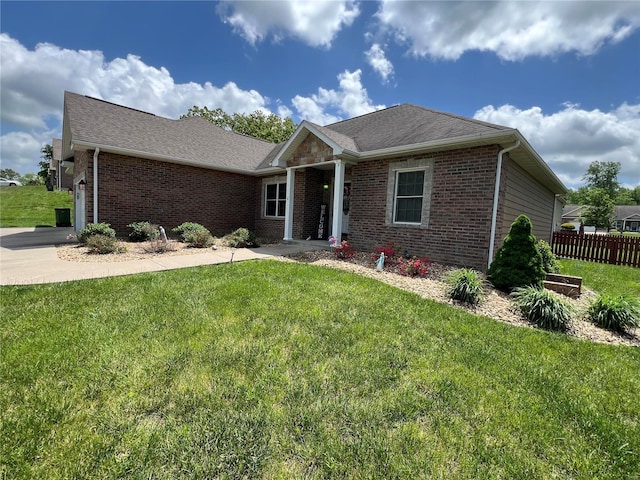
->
[127,221,159,242]
[397,257,430,278]
[447,269,484,305]
[184,230,214,248]
[222,227,259,248]
[561,223,576,230]
[372,242,397,264]
[77,223,116,244]
[536,240,560,274]
[334,241,356,260]
[172,222,209,240]
[511,286,573,332]
[141,239,178,254]
[587,295,639,333]
[85,234,125,255]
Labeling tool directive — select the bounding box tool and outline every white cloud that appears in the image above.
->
[217,0,360,48]
[376,1,640,60]
[365,43,394,83]
[0,34,273,174]
[291,69,385,125]
[474,103,640,189]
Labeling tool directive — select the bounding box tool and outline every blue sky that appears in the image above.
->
[1,1,639,189]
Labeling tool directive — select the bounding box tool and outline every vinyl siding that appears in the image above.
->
[500,157,555,242]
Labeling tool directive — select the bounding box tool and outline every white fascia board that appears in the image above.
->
[72,141,269,177]
[271,121,344,167]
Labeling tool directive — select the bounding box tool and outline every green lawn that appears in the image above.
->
[558,259,640,298]
[0,185,73,227]
[2,261,638,479]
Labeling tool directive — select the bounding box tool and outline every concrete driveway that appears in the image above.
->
[0,227,314,285]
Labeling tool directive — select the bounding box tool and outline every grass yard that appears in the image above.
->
[558,259,640,298]
[0,185,73,227]
[2,261,638,479]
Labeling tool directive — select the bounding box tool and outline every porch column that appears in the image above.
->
[331,160,345,241]
[283,167,295,241]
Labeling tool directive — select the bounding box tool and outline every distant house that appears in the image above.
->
[51,138,73,190]
[61,91,566,271]
[562,204,640,232]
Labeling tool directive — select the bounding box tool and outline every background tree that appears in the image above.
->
[181,106,297,144]
[583,188,615,230]
[0,168,20,180]
[614,187,638,205]
[582,161,620,199]
[39,144,53,180]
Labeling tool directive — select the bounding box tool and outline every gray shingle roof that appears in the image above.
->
[324,104,508,151]
[64,91,278,173]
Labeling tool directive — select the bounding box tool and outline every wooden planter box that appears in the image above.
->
[543,273,582,299]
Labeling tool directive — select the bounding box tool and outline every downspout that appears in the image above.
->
[93,148,100,224]
[488,140,520,270]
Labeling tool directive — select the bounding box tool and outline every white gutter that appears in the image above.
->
[488,140,520,270]
[93,148,100,223]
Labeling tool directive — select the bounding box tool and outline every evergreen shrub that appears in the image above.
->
[487,215,545,291]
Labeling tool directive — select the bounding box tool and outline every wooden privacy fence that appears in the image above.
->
[552,232,640,268]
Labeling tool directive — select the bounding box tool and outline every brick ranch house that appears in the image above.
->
[61,91,567,271]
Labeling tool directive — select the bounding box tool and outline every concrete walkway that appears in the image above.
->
[0,227,322,286]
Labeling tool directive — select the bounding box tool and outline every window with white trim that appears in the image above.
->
[264,182,286,218]
[394,169,425,224]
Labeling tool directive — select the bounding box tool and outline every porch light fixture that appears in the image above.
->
[78,180,86,190]
[323,183,329,190]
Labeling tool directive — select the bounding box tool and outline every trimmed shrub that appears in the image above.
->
[222,227,259,248]
[536,239,560,274]
[172,222,209,240]
[587,295,640,333]
[77,223,116,244]
[561,223,576,230]
[183,230,214,248]
[127,221,159,242]
[446,269,484,305]
[511,286,573,332]
[334,241,356,260]
[86,234,125,254]
[488,215,545,292]
[397,257,430,278]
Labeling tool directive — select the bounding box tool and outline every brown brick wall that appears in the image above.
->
[81,151,257,237]
[349,145,501,270]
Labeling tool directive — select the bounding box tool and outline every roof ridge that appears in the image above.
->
[75,92,158,117]
[405,103,508,131]
[325,104,402,127]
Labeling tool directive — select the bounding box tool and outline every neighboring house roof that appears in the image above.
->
[51,138,62,170]
[562,204,640,221]
[272,104,566,194]
[62,91,281,175]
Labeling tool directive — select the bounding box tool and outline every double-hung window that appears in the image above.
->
[394,170,425,224]
[265,182,286,218]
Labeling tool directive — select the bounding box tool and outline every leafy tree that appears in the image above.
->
[488,214,545,292]
[583,188,615,230]
[39,144,53,180]
[0,168,21,180]
[583,161,620,199]
[181,106,297,144]
[632,186,640,205]
[565,186,590,204]
[614,187,637,205]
